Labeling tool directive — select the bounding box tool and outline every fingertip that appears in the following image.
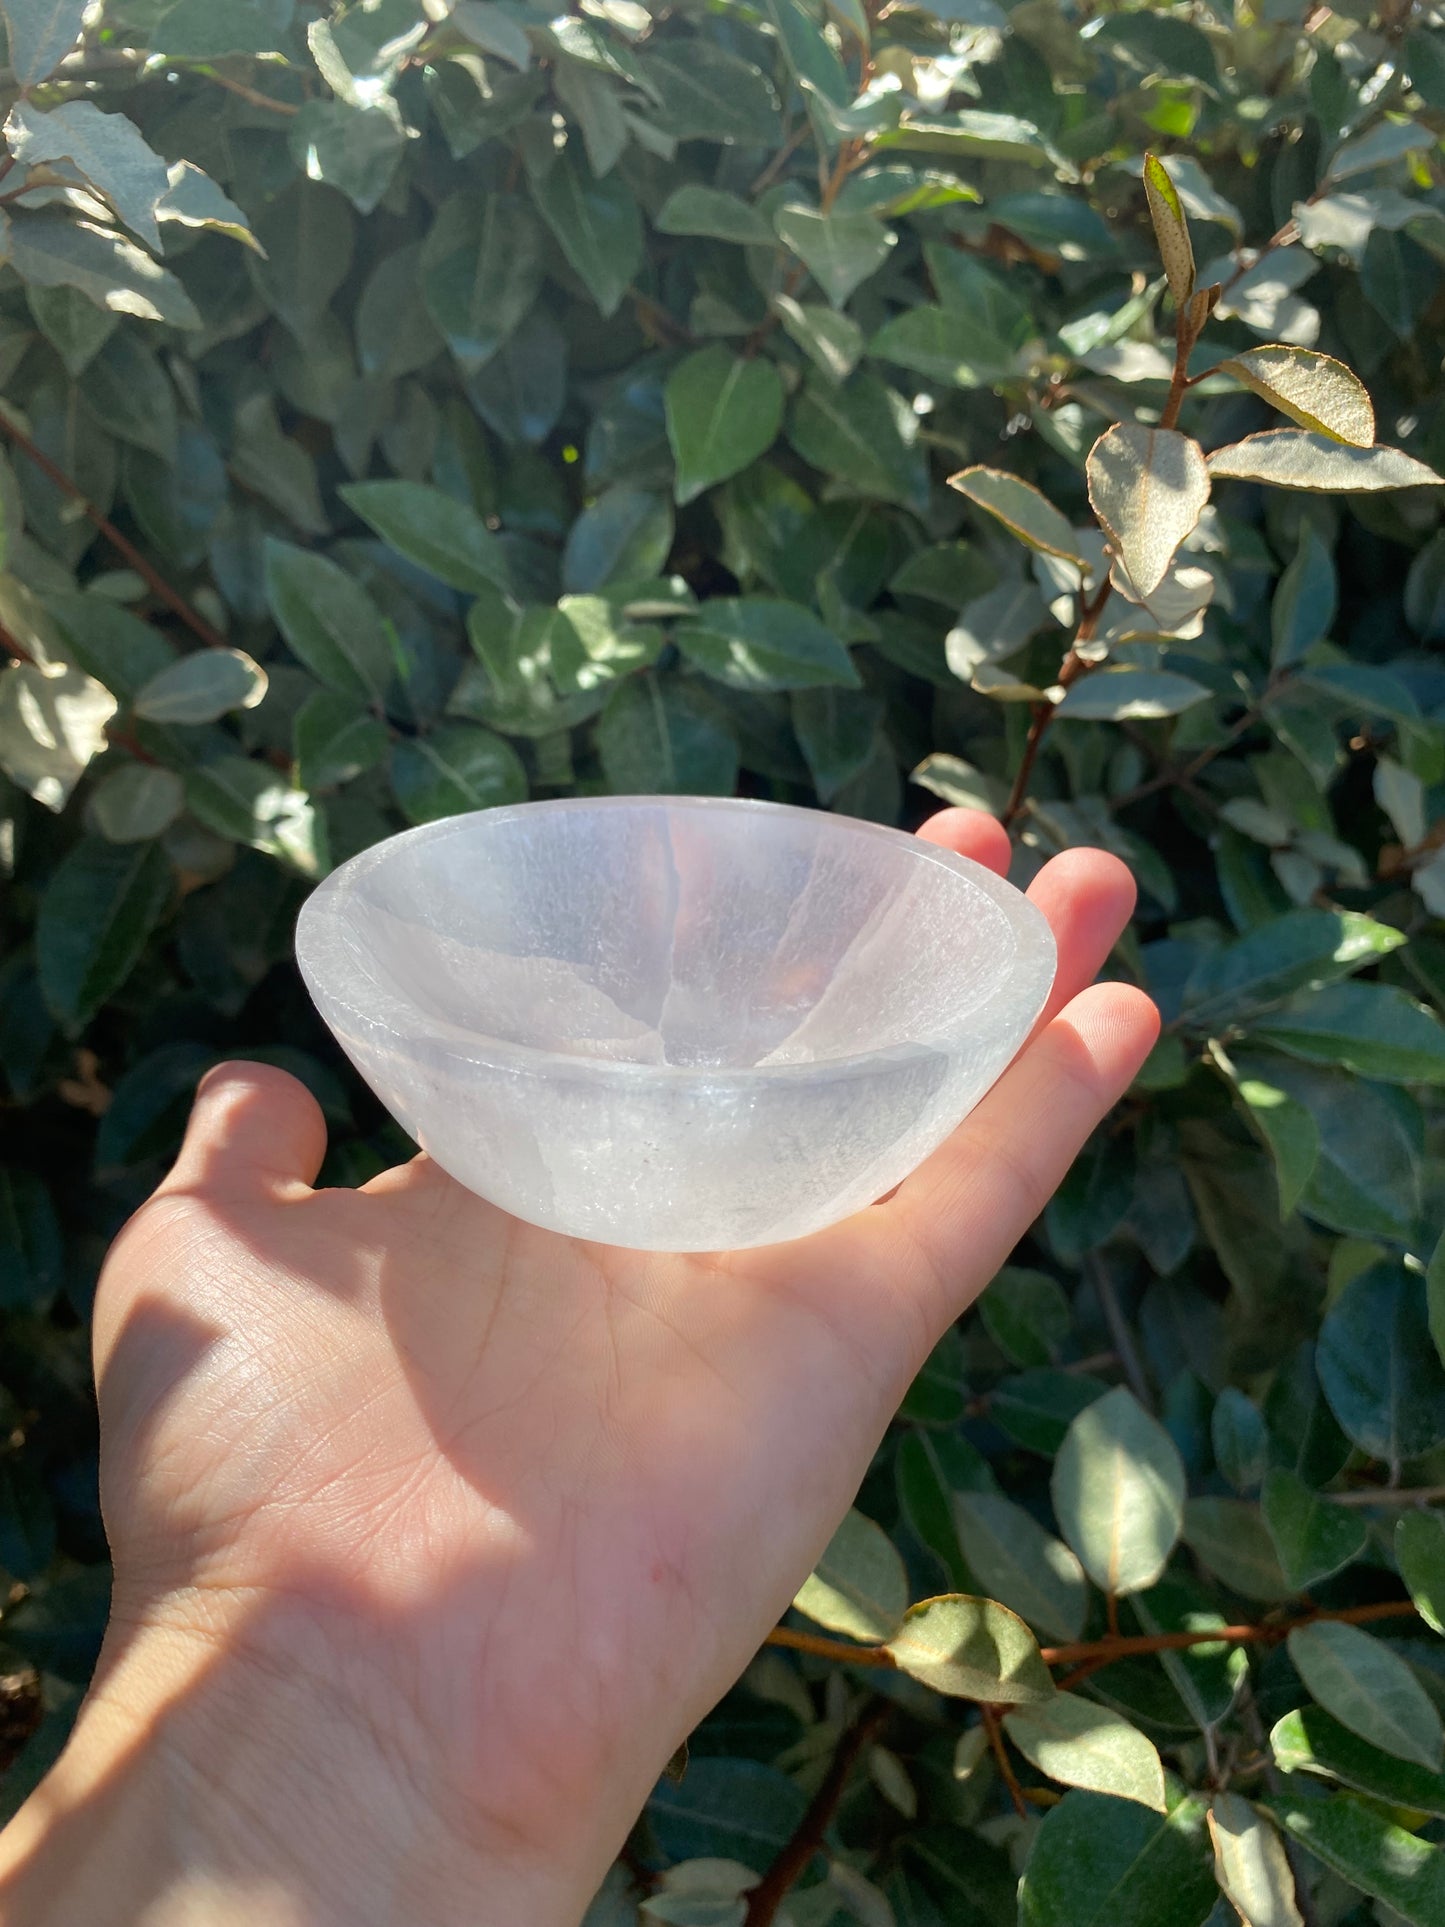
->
[914,806,1011,876]
[163,1061,329,1202]
[1029,844,1138,919]
[1058,980,1162,1084]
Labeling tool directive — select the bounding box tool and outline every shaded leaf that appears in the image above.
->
[1018,1791,1216,1927]
[666,348,783,506]
[885,1594,1055,1703]
[596,675,738,797]
[36,838,171,1032]
[390,724,527,824]
[1317,1262,1445,1464]
[264,540,395,705]
[341,480,511,596]
[1288,1619,1443,1771]
[1271,1705,1445,1817]
[88,763,185,844]
[676,598,859,692]
[530,145,642,320]
[775,203,896,309]
[952,1492,1087,1642]
[1265,1790,1445,1926]
[1249,981,1445,1084]
[133,649,268,726]
[1398,1511,1445,1638]
[1260,1467,1367,1592]
[793,1507,909,1644]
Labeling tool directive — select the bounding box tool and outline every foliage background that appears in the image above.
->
[1,0,1445,1921]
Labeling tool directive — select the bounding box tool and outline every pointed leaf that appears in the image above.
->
[421,191,544,374]
[1208,1794,1302,1927]
[1182,1497,1290,1601]
[390,724,527,825]
[530,146,642,319]
[1052,1385,1186,1596]
[1219,347,1374,447]
[1265,1790,1445,1926]
[774,295,863,384]
[789,369,929,514]
[1208,431,1442,490]
[1086,424,1210,597]
[185,758,325,875]
[132,649,268,726]
[1018,1791,1217,1927]
[6,102,171,252]
[156,160,257,248]
[1211,1388,1270,1493]
[1143,153,1195,308]
[7,211,200,329]
[341,480,511,596]
[596,675,737,797]
[1055,669,1211,721]
[1249,981,1445,1084]
[0,0,88,85]
[665,347,784,505]
[1270,523,1337,668]
[676,598,858,692]
[264,541,395,705]
[1005,1698,1164,1811]
[36,838,171,1032]
[293,689,387,794]
[793,1507,909,1644]
[1398,1512,1445,1638]
[952,1492,1088,1642]
[1271,1706,1445,1819]
[656,185,774,246]
[978,1266,1071,1369]
[1220,1054,1320,1218]
[950,467,1083,563]
[1327,119,1435,183]
[1317,1261,1445,1464]
[774,203,896,308]
[885,1594,1054,1704]
[88,764,185,844]
[1260,1468,1367,1592]
[870,305,1013,386]
[1288,1620,1443,1771]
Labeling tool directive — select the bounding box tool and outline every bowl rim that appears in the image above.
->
[295,796,1058,1083]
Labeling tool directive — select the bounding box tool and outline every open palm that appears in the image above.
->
[63,810,1155,1924]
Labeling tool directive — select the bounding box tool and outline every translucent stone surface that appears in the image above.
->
[296,797,1057,1251]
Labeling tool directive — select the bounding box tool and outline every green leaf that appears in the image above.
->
[1317,1262,1445,1464]
[1219,1054,1320,1219]
[82,332,178,464]
[133,649,268,726]
[341,481,510,597]
[1260,1467,1367,1592]
[1208,432,1442,491]
[7,211,200,329]
[36,838,171,1033]
[876,109,1047,165]
[451,0,530,68]
[950,468,1082,564]
[869,305,1013,386]
[774,295,863,385]
[1398,1512,1445,1638]
[1018,1791,1217,1927]
[1054,670,1211,721]
[1181,1497,1290,1602]
[1210,1388,1270,1494]
[1249,981,1445,1084]
[1133,1577,1248,1731]
[1266,1790,1445,1926]
[1086,424,1211,599]
[1271,1705,1445,1817]
[1269,523,1336,669]
[156,159,257,249]
[596,675,737,796]
[185,758,325,876]
[250,185,354,339]
[1142,153,1195,308]
[1328,119,1436,183]
[648,1760,807,1869]
[951,1492,1088,1642]
[1218,347,1375,448]
[979,1266,1071,1368]
[774,203,895,309]
[1005,1697,1165,1812]
[791,686,882,803]
[792,1506,909,1643]
[562,488,674,595]
[0,663,116,814]
[88,763,185,844]
[763,0,849,106]
[288,100,405,216]
[0,0,88,85]
[656,185,774,246]
[27,282,115,376]
[264,540,395,706]
[1207,1794,1302,1927]
[1183,909,1408,1024]
[665,347,784,506]
[6,102,171,253]
[789,369,929,514]
[992,1369,1110,1458]
[884,1594,1054,1704]
[390,725,527,825]
[676,598,858,692]
[529,144,642,320]
[0,1168,62,1310]
[150,0,294,57]
[1288,1619,1443,1771]
[639,43,780,146]
[1429,1231,1445,1373]
[292,689,388,793]
[421,191,544,375]
[1053,1386,1186,1597]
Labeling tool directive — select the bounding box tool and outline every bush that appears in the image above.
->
[1,0,1445,1917]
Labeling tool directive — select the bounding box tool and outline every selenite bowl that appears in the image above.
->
[295,797,1056,1251]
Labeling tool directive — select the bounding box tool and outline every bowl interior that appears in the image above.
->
[324,800,1027,1072]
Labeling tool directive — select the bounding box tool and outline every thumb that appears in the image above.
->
[157,1061,329,1204]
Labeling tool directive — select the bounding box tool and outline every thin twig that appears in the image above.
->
[765,1626,895,1668]
[192,67,300,115]
[1329,1484,1445,1506]
[1090,1257,1151,1408]
[1001,578,1112,830]
[982,1706,1028,1820]
[743,1700,890,1927]
[0,413,229,652]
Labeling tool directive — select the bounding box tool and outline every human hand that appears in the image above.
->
[0,810,1157,1927]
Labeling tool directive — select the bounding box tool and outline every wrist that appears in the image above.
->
[0,1600,600,1927]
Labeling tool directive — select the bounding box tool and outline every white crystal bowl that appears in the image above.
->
[296,797,1056,1251]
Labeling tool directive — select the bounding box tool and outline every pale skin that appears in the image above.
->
[0,811,1158,1927]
